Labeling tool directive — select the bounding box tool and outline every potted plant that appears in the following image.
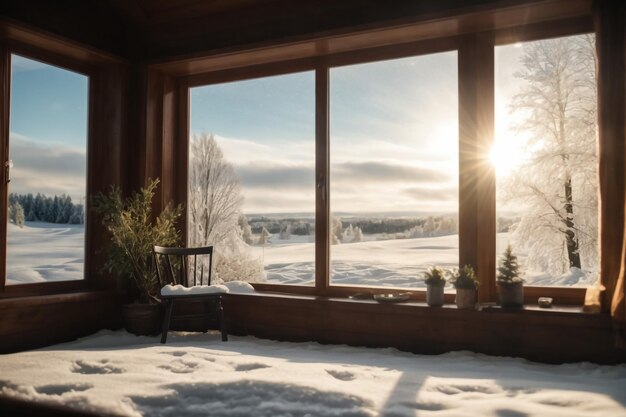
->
[450,265,479,309]
[91,178,183,335]
[424,267,446,306]
[497,244,524,308]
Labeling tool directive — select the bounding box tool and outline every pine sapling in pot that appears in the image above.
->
[424,267,446,306]
[497,244,524,308]
[450,265,479,309]
[91,178,183,335]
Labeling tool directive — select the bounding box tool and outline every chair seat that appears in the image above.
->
[161,284,229,297]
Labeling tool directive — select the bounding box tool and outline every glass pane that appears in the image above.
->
[330,52,459,289]
[189,72,315,285]
[7,55,88,285]
[494,34,598,287]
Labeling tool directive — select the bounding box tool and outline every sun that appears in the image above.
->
[489,137,527,178]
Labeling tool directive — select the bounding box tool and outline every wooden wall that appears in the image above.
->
[224,293,623,364]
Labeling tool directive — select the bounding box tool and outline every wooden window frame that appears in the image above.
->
[173,16,595,307]
[0,21,124,299]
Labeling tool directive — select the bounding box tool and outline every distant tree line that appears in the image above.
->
[249,217,312,236]
[8,193,85,226]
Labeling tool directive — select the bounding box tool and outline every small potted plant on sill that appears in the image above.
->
[497,244,524,308]
[450,265,479,309]
[424,267,446,306]
[92,178,183,336]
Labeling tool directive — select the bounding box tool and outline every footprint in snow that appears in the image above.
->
[71,359,124,375]
[326,369,356,381]
[159,359,200,374]
[234,363,271,372]
[35,383,93,395]
[160,350,187,357]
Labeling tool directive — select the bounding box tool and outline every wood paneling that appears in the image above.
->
[224,293,624,364]
[595,1,626,314]
[0,291,121,353]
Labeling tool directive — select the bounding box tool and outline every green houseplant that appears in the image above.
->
[424,267,446,306]
[497,245,524,308]
[92,178,183,335]
[450,265,479,309]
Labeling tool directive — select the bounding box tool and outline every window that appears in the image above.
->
[189,72,315,285]
[494,34,598,287]
[5,54,88,285]
[176,21,598,305]
[329,52,459,289]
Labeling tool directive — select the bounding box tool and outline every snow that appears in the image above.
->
[5,221,84,285]
[0,331,625,416]
[161,284,229,296]
[5,222,594,288]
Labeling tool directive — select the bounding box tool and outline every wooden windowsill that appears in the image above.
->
[228,291,600,320]
[0,289,121,308]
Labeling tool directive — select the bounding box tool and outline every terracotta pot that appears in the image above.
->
[426,284,445,306]
[122,303,163,336]
[498,282,524,308]
[455,288,477,309]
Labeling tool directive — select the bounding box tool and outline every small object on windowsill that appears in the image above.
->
[348,292,372,300]
[477,302,497,311]
[538,297,553,308]
[373,293,411,303]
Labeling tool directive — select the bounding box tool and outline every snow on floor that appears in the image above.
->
[0,331,625,417]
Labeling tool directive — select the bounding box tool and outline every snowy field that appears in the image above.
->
[0,331,625,417]
[253,233,596,288]
[5,222,595,287]
[6,222,84,285]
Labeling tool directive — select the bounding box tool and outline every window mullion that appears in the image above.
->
[315,66,330,295]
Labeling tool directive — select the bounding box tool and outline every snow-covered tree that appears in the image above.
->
[353,226,363,242]
[188,133,264,282]
[279,224,291,240]
[500,35,598,275]
[258,226,270,245]
[189,133,242,246]
[8,201,25,227]
[238,214,253,244]
[331,217,343,245]
[69,204,85,224]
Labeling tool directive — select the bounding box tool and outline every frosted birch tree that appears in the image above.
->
[501,35,598,275]
[188,133,264,282]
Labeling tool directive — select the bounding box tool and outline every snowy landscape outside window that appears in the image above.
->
[494,34,598,287]
[189,72,315,285]
[6,54,88,285]
[329,52,459,289]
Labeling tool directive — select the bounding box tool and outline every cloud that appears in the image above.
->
[8,133,86,199]
[235,163,314,190]
[402,186,458,202]
[332,161,450,184]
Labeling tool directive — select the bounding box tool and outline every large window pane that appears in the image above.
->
[494,34,598,287]
[189,72,315,285]
[330,52,459,288]
[7,55,88,285]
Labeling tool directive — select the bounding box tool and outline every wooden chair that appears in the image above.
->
[153,245,228,344]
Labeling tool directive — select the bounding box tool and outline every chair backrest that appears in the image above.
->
[153,245,214,288]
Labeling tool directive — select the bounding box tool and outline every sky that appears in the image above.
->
[191,51,459,215]
[8,54,88,202]
[5,44,545,216]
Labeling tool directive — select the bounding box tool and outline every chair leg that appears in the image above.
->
[218,297,228,342]
[161,299,174,344]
